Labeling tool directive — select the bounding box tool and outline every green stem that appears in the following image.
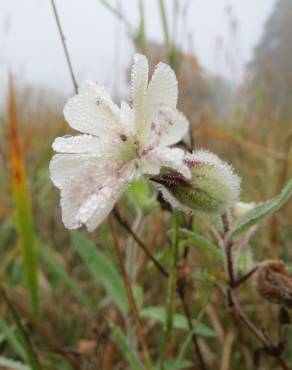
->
[159,0,176,69]
[159,211,180,367]
[109,217,153,370]
[159,0,170,51]
[137,0,147,54]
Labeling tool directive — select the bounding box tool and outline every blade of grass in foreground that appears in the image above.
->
[39,242,93,309]
[109,321,144,370]
[7,78,39,317]
[0,289,42,370]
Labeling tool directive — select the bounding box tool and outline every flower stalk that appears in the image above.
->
[109,216,153,370]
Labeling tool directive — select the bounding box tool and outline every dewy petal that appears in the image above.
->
[52,135,102,154]
[51,153,135,230]
[63,81,121,137]
[52,134,122,159]
[120,101,135,135]
[145,62,178,118]
[57,160,116,229]
[131,54,149,132]
[149,106,189,146]
[50,153,116,189]
[85,182,128,231]
[145,147,191,178]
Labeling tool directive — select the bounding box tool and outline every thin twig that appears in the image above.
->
[221,216,290,370]
[113,208,169,278]
[225,239,235,286]
[114,208,207,368]
[50,0,79,94]
[231,267,258,289]
[227,290,269,346]
[109,216,153,370]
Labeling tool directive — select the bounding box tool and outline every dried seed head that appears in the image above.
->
[255,260,292,308]
[151,150,241,214]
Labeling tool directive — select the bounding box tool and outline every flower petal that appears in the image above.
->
[131,54,149,131]
[50,154,114,189]
[120,101,135,135]
[50,154,135,230]
[84,183,128,231]
[145,62,178,116]
[149,106,189,146]
[57,161,112,229]
[52,135,103,154]
[63,81,121,137]
[144,147,191,178]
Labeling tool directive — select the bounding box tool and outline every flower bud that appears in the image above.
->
[151,150,241,214]
[255,260,292,308]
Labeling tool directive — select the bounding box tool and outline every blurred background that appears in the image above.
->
[0,1,292,369]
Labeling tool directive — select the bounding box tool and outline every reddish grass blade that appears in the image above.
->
[7,78,39,317]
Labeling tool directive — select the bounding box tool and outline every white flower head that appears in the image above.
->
[50,54,190,231]
[151,150,241,214]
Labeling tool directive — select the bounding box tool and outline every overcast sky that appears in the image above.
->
[0,0,276,97]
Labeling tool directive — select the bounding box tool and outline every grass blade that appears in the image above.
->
[70,231,128,315]
[140,306,216,338]
[0,289,42,370]
[109,321,144,370]
[0,357,30,370]
[0,319,26,360]
[39,243,93,309]
[7,78,39,317]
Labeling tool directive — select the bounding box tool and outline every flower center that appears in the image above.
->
[119,135,139,161]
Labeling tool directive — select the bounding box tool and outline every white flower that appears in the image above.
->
[50,54,190,231]
[151,150,241,214]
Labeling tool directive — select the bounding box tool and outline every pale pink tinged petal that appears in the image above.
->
[85,183,128,231]
[150,106,189,146]
[63,81,121,137]
[149,147,191,178]
[131,54,149,130]
[52,134,104,154]
[84,164,136,231]
[58,163,110,229]
[146,62,178,116]
[49,154,114,189]
[120,101,135,135]
[51,153,135,230]
[136,157,161,177]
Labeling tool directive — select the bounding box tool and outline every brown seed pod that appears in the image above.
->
[255,260,292,308]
